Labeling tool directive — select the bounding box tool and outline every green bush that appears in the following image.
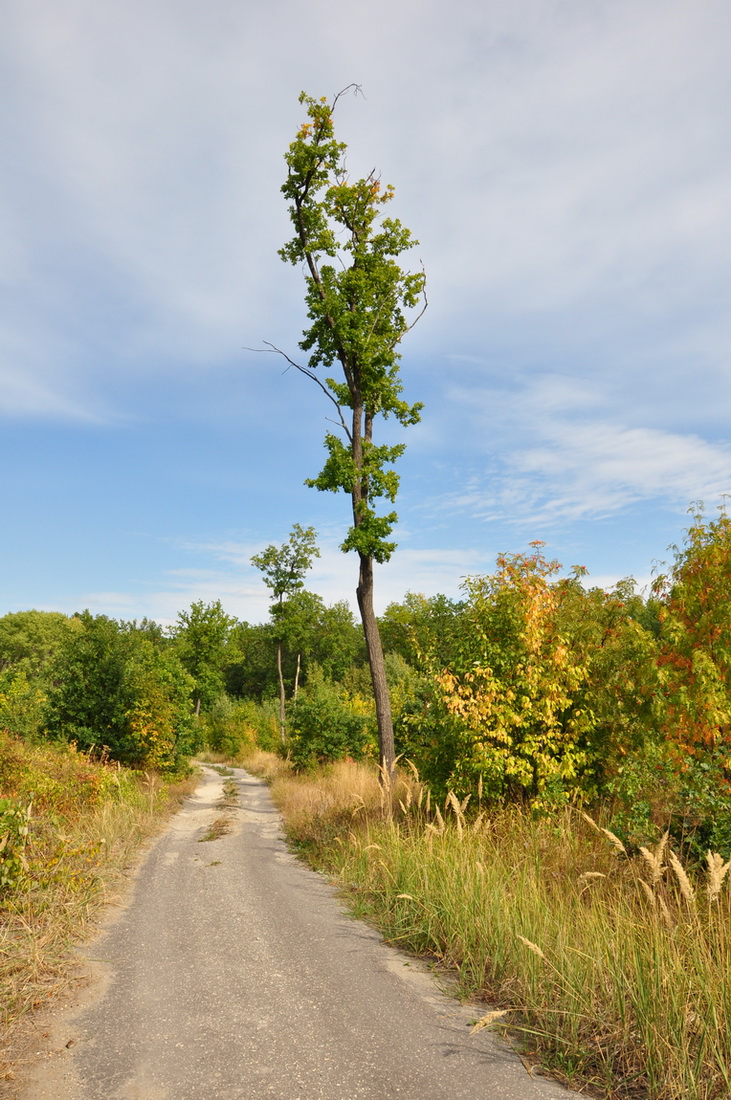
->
[0,669,46,741]
[44,612,199,769]
[0,797,31,894]
[204,695,261,758]
[288,667,375,770]
[670,748,731,860]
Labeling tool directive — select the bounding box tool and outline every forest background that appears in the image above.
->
[2,503,731,860]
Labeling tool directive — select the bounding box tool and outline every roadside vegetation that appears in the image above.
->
[2,504,731,1097]
[0,732,193,1081]
[248,754,730,1100]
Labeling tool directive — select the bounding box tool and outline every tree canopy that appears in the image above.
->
[277,88,427,773]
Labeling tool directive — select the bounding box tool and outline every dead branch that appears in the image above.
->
[245,342,352,443]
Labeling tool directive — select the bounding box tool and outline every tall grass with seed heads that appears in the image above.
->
[262,755,731,1100]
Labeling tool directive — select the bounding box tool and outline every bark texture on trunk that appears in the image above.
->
[277,642,286,744]
[357,551,395,777]
[294,652,301,701]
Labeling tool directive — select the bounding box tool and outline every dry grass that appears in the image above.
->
[264,757,731,1100]
[253,754,428,850]
[270,759,382,832]
[239,748,293,783]
[0,734,194,1079]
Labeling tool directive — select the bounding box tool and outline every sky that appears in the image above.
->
[2,0,730,626]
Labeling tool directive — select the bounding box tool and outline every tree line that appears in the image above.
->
[1,506,731,857]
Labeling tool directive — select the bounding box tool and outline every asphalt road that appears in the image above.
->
[18,767,585,1100]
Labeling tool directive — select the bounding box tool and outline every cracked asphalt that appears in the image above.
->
[16,767,585,1100]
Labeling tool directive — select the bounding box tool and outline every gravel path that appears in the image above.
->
[16,767,584,1100]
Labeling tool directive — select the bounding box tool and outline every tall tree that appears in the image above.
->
[171,600,236,715]
[276,88,427,775]
[251,523,320,741]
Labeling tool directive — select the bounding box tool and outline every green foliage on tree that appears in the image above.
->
[251,524,320,740]
[0,610,81,678]
[654,507,731,749]
[0,669,47,741]
[313,599,365,681]
[553,576,661,787]
[251,524,320,604]
[171,600,238,714]
[44,612,198,770]
[225,598,364,707]
[276,592,365,685]
[203,694,259,760]
[288,665,376,771]
[0,796,31,893]
[397,546,665,811]
[399,546,591,803]
[277,88,427,775]
[44,613,128,751]
[225,621,280,701]
[379,593,466,667]
[648,506,731,854]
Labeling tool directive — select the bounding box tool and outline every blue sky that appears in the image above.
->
[2,0,730,625]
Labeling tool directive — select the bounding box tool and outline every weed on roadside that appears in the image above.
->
[198,777,240,842]
[198,817,232,842]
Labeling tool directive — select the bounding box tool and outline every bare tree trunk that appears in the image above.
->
[293,652,301,701]
[277,641,286,744]
[357,551,395,778]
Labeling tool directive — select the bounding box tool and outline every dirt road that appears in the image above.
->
[16,767,583,1100]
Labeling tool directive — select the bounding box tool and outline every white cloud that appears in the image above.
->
[580,573,655,598]
[3,0,731,420]
[516,424,731,517]
[78,569,269,628]
[168,533,495,621]
[0,362,101,421]
[415,1,731,316]
[433,369,731,526]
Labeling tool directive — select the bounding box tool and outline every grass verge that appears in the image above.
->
[247,753,731,1100]
[0,732,195,1080]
